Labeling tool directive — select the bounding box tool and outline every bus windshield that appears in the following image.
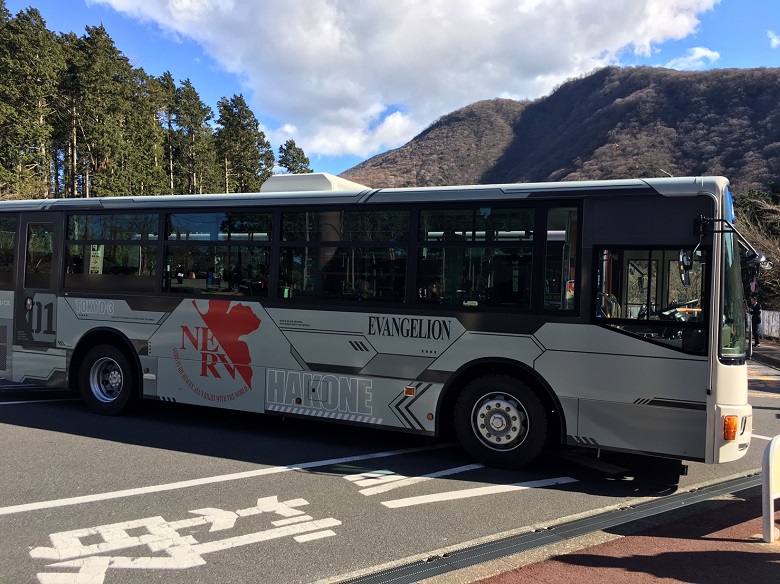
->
[720,224,745,359]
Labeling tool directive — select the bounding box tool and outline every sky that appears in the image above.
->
[5,0,780,175]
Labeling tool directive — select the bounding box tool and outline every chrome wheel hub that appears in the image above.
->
[472,393,528,450]
[89,357,123,403]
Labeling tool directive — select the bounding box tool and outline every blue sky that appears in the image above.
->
[5,1,780,175]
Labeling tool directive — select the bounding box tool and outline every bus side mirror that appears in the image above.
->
[678,249,691,287]
[745,249,773,271]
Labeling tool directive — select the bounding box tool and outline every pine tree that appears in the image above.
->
[156,71,177,194]
[0,8,63,198]
[77,25,136,197]
[173,79,216,194]
[278,139,313,174]
[214,94,274,193]
[53,25,136,197]
[123,68,168,195]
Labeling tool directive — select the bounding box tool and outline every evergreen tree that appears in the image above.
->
[53,25,137,197]
[278,138,313,174]
[56,31,82,198]
[156,71,177,194]
[0,8,63,198]
[74,25,136,197]
[173,79,216,194]
[0,1,10,23]
[123,68,168,195]
[214,94,274,193]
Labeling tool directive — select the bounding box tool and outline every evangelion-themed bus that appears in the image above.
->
[0,174,753,468]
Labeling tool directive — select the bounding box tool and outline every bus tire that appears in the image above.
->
[454,375,547,469]
[79,344,137,415]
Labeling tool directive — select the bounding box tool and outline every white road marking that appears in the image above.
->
[294,530,338,543]
[357,464,484,496]
[345,470,408,487]
[0,443,452,517]
[272,515,314,527]
[381,476,578,508]
[752,434,776,441]
[0,399,79,406]
[33,496,341,583]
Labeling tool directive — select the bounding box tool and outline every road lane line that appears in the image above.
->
[0,399,80,406]
[753,434,776,441]
[359,463,484,496]
[0,443,453,517]
[381,476,578,508]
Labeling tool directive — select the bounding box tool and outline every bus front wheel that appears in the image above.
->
[79,345,137,415]
[454,375,548,469]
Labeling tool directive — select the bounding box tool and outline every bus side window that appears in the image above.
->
[25,223,54,289]
[544,207,577,311]
[594,247,707,354]
[0,216,16,287]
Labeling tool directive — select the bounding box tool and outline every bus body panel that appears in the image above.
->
[576,401,705,459]
[709,361,751,463]
[0,175,753,468]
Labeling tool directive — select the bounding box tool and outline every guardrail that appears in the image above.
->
[763,310,779,340]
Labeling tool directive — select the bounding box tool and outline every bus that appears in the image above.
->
[0,174,753,469]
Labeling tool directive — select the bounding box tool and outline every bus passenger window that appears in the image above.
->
[279,209,408,303]
[164,245,269,297]
[416,206,534,310]
[64,213,158,293]
[278,246,406,302]
[545,207,577,311]
[65,244,156,293]
[163,211,272,297]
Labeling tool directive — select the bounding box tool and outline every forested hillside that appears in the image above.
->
[343,66,780,195]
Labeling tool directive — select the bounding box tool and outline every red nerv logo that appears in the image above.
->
[179,300,261,389]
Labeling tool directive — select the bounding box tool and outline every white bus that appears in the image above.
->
[0,175,753,469]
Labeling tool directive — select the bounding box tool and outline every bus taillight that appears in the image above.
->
[723,415,739,441]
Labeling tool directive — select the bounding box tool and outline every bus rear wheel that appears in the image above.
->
[79,344,137,415]
[454,375,547,469]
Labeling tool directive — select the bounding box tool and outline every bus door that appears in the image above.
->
[14,215,60,349]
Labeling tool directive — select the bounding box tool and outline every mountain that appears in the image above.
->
[341,66,780,196]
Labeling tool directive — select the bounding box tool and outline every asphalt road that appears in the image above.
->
[0,361,777,584]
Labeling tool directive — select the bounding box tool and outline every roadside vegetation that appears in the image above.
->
[0,4,311,200]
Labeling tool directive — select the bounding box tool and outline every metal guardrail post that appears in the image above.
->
[763,435,780,542]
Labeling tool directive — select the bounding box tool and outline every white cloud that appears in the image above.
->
[664,46,720,70]
[769,30,780,49]
[91,0,718,160]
